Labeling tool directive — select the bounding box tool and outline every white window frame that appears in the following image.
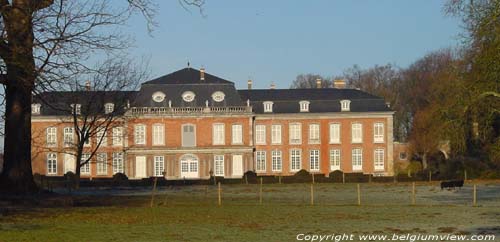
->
[104,103,114,114]
[329,123,341,144]
[309,150,320,172]
[112,127,123,146]
[63,127,74,147]
[374,148,385,171]
[212,123,225,145]
[352,148,363,171]
[255,151,266,172]
[340,100,351,112]
[271,124,282,144]
[290,149,301,172]
[271,150,282,172]
[80,153,91,175]
[70,103,81,115]
[181,124,196,147]
[231,124,243,144]
[263,101,274,113]
[112,152,124,174]
[255,124,266,145]
[32,103,41,114]
[214,155,225,176]
[351,123,363,144]
[374,122,384,143]
[330,149,341,171]
[299,100,310,112]
[97,129,107,147]
[154,156,165,177]
[47,153,57,175]
[97,153,107,175]
[309,123,320,144]
[46,127,57,147]
[289,123,302,144]
[134,124,146,145]
[152,124,165,146]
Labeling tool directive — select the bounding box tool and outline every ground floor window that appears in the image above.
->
[329,149,341,171]
[352,148,363,171]
[154,156,165,177]
[271,150,282,172]
[374,148,385,171]
[47,153,57,175]
[180,154,199,178]
[80,153,91,175]
[97,153,107,175]
[309,150,320,171]
[214,155,224,176]
[290,149,301,171]
[112,152,124,174]
[255,151,266,172]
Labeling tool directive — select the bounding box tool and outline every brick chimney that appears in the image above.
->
[333,79,346,89]
[247,79,252,90]
[200,68,205,81]
[85,80,91,91]
[270,82,276,90]
[316,78,322,89]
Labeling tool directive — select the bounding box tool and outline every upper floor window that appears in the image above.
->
[289,123,302,144]
[263,101,274,113]
[351,123,363,143]
[182,91,196,102]
[271,124,282,144]
[153,124,165,146]
[104,103,114,114]
[309,124,320,144]
[255,125,266,145]
[46,127,57,147]
[329,123,341,144]
[97,128,107,147]
[152,91,166,103]
[212,91,225,102]
[63,127,74,147]
[182,124,196,147]
[340,100,351,112]
[374,123,384,143]
[299,101,310,112]
[134,124,146,145]
[213,123,225,145]
[112,127,123,146]
[231,124,243,144]
[32,103,41,115]
[70,103,81,115]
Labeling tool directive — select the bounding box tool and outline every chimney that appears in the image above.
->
[270,82,276,90]
[85,80,91,91]
[316,78,322,89]
[333,79,346,89]
[200,68,205,81]
[247,80,252,90]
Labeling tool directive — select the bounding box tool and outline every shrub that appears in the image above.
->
[112,172,129,186]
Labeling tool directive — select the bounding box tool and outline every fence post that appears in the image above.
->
[259,177,263,205]
[310,183,314,206]
[428,171,432,183]
[342,172,345,184]
[464,170,468,181]
[150,177,158,208]
[218,182,222,206]
[245,174,248,185]
[393,174,397,183]
[279,175,282,184]
[357,183,361,206]
[312,173,315,184]
[411,182,416,205]
[473,184,477,207]
[369,174,372,183]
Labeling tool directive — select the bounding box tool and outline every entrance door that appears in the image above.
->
[135,156,147,178]
[232,155,243,177]
[180,154,198,178]
[64,154,76,174]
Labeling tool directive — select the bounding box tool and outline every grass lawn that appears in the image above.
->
[0,182,499,241]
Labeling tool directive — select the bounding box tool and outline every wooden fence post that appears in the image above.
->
[411,182,416,205]
[428,171,432,183]
[342,172,345,184]
[279,175,281,184]
[464,170,468,181]
[218,182,222,206]
[473,184,477,207]
[310,183,314,206]
[150,177,158,208]
[245,174,248,185]
[369,174,372,183]
[259,177,263,205]
[357,184,361,206]
[312,173,315,184]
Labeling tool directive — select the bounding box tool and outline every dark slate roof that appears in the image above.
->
[238,89,392,113]
[143,68,233,85]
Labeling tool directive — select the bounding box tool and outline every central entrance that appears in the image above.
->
[180,154,199,179]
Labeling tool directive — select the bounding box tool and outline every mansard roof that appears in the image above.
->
[143,68,233,85]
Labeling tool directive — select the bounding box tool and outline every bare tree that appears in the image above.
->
[290,74,333,89]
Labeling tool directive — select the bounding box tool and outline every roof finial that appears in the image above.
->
[187,61,190,68]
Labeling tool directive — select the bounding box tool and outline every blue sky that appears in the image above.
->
[128,1,461,89]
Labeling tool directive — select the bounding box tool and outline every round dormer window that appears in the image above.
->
[212,91,225,102]
[182,91,196,102]
[152,91,166,103]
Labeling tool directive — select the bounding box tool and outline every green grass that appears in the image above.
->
[1,182,499,242]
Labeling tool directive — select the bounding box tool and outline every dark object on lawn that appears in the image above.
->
[440,180,464,190]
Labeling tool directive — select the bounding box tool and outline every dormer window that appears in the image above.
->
[152,91,166,103]
[182,91,195,102]
[104,103,114,114]
[70,104,81,115]
[32,103,41,115]
[263,101,274,113]
[340,100,351,112]
[299,101,310,112]
[211,91,225,102]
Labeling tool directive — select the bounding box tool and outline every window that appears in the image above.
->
[212,124,225,145]
[70,103,81,115]
[340,100,351,111]
[46,127,57,147]
[329,123,341,144]
[80,153,91,175]
[299,101,310,112]
[182,124,196,147]
[330,149,341,171]
[271,150,282,172]
[83,133,91,147]
[63,127,74,147]
[374,123,384,143]
[399,152,408,160]
[310,150,320,171]
[263,101,274,113]
[112,152,124,174]
[32,104,41,114]
[152,91,166,103]
[271,124,282,144]
[374,149,385,171]
[352,148,363,171]
[214,155,224,176]
[212,91,225,102]
[97,129,107,147]
[47,153,57,175]
[104,103,114,114]
[134,124,146,145]
[255,125,266,145]
[290,149,301,171]
[154,156,165,177]
[153,124,165,145]
[182,91,196,102]
[232,124,243,144]
[351,123,363,143]
[112,127,123,146]
[97,153,107,175]
[309,124,320,144]
[255,151,266,172]
[289,123,302,144]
